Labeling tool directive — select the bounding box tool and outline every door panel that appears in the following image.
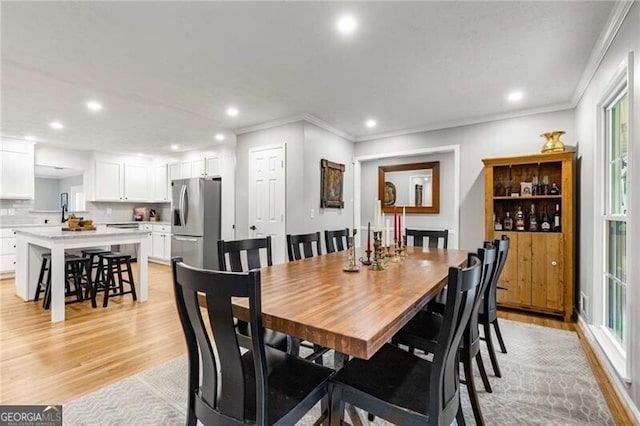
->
[516,233,532,305]
[171,235,203,268]
[496,231,518,305]
[249,146,285,264]
[531,233,564,311]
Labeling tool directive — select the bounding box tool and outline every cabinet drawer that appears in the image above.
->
[140,224,153,231]
[152,224,171,233]
[0,254,16,272]
[0,228,17,238]
[1,238,17,254]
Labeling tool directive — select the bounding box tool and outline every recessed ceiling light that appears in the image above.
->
[170,144,179,151]
[86,100,103,111]
[226,107,239,117]
[365,119,377,128]
[507,91,524,102]
[215,133,225,141]
[337,15,358,35]
[25,135,36,142]
[50,121,64,130]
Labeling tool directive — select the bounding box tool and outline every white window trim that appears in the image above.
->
[593,52,633,381]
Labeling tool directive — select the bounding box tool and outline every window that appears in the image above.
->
[592,53,633,381]
[603,90,628,346]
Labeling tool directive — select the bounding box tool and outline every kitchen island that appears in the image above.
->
[15,227,151,322]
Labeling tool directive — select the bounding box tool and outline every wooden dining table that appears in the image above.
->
[231,247,468,360]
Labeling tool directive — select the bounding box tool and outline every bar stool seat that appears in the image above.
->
[81,248,111,282]
[95,252,137,307]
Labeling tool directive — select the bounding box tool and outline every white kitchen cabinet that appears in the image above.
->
[151,224,171,261]
[123,163,149,201]
[192,159,205,177]
[169,162,182,182]
[0,228,17,274]
[0,140,35,199]
[151,164,169,202]
[94,160,123,201]
[205,156,220,176]
[94,160,153,202]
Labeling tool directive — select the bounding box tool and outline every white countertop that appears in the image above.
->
[1,221,170,229]
[14,227,151,240]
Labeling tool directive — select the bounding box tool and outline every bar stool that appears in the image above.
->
[35,254,94,309]
[95,252,137,307]
[81,248,111,282]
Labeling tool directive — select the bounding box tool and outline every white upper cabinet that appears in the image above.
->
[205,156,220,176]
[192,159,205,177]
[94,160,123,201]
[0,140,35,199]
[151,164,169,202]
[123,163,149,201]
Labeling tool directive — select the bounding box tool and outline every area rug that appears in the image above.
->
[63,320,613,425]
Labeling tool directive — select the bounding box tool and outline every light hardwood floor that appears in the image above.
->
[0,263,633,424]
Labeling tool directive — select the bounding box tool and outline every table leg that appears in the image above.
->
[137,234,150,302]
[333,352,364,426]
[50,244,65,322]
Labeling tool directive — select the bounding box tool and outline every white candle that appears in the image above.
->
[403,206,406,239]
[386,218,391,246]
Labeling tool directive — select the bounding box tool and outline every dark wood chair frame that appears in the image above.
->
[405,229,449,248]
[330,255,482,426]
[218,236,273,272]
[286,232,322,261]
[393,246,497,426]
[324,228,350,254]
[172,259,333,426]
[480,235,510,378]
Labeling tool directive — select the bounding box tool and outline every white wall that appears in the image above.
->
[355,109,575,250]
[34,178,59,211]
[360,152,455,241]
[303,123,354,251]
[235,121,305,239]
[574,2,640,413]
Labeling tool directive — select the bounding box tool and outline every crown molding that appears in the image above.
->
[571,0,634,106]
[235,113,355,141]
[355,102,574,142]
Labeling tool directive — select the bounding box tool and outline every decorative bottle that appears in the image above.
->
[549,183,561,195]
[528,204,538,232]
[540,206,552,232]
[503,211,513,231]
[553,204,562,232]
[515,206,525,231]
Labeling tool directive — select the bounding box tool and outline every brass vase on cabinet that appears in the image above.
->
[540,131,566,153]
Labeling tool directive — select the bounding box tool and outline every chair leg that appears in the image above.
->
[330,384,345,426]
[483,322,502,378]
[126,260,137,301]
[319,393,330,426]
[493,319,507,353]
[463,351,485,426]
[313,344,324,366]
[475,352,492,393]
[103,259,113,308]
[456,404,466,426]
[34,257,49,301]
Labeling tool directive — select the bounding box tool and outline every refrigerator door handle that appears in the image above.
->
[179,184,187,227]
[174,236,199,242]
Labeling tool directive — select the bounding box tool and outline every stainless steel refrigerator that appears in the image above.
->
[171,177,221,270]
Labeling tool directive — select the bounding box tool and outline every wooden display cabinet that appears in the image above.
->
[482,151,575,321]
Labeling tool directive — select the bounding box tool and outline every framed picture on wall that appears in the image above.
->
[320,158,345,208]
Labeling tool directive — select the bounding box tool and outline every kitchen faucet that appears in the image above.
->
[61,205,69,223]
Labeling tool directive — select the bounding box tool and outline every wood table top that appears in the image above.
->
[232,247,468,359]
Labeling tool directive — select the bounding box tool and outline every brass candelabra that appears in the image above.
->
[343,235,360,272]
[369,231,385,271]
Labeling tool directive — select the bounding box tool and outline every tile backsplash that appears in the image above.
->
[0,199,171,225]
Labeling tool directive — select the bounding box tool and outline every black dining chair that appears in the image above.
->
[172,259,334,426]
[392,245,497,426]
[324,228,352,253]
[479,235,510,378]
[218,237,290,353]
[405,228,449,248]
[286,232,322,261]
[330,254,482,425]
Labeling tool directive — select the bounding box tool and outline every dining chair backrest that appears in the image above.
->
[406,229,449,248]
[483,235,510,321]
[466,245,497,350]
[218,237,272,272]
[286,232,322,261]
[172,259,269,424]
[431,254,481,425]
[324,228,350,253]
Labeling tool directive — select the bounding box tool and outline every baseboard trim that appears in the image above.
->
[575,316,640,424]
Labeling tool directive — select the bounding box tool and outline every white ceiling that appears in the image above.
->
[1,1,615,154]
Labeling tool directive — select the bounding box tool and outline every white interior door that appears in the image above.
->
[249,145,285,264]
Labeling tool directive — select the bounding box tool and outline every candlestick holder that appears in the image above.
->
[369,231,385,271]
[343,235,360,272]
[399,237,407,258]
[359,249,372,266]
[391,239,403,263]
